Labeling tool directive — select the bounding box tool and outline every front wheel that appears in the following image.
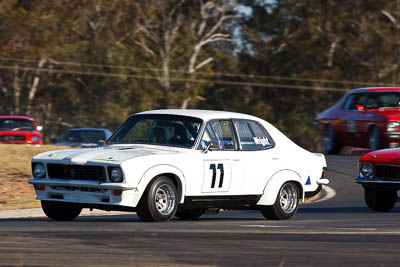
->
[260,182,299,220]
[136,176,178,222]
[324,125,341,154]
[364,188,396,212]
[41,201,82,221]
[369,126,383,151]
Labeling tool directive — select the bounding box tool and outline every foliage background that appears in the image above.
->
[1,0,400,151]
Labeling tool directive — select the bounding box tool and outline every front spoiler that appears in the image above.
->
[28,178,137,191]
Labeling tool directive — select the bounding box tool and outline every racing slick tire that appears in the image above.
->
[175,208,204,220]
[324,125,341,154]
[260,182,299,220]
[136,176,178,222]
[41,200,82,221]
[364,188,396,212]
[369,126,383,151]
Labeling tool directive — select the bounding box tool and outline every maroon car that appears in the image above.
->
[315,87,400,154]
[0,116,43,145]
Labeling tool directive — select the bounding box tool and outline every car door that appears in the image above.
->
[198,119,243,195]
[337,93,367,146]
[232,119,279,195]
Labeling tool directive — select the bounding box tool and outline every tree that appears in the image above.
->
[133,0,237,108]
[235,0,400,150]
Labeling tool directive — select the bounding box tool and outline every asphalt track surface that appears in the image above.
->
[2,155,400,267]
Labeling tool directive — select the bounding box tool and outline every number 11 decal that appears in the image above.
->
[209,163,224,188]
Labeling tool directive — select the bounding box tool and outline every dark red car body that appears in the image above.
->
[0,116,43,145]
[355,148,400,211]
[315,87,400,153]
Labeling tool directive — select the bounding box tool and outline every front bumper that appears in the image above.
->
[317,178,329,185]
[385,132,400,141]
[354,176,400,184]
[28,178,139,208]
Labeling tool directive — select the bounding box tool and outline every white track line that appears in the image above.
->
[309,185,336,203]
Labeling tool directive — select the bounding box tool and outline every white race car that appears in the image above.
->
[28,109,329,222]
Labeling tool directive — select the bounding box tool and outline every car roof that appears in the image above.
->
[350,87,400,93]
[0,116,34,120]
[136,109,261,121]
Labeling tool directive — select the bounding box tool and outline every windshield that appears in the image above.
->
[0,118,34,131]
[62,130,106,144]
[108,114,203,148]
[366,92,400,109]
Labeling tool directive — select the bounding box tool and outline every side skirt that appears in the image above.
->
[180,195,261,209]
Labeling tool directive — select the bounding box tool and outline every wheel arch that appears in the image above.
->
[256,169,304,206]
[136,165,186,206]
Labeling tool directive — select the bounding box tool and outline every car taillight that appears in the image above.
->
[321,167,327,178]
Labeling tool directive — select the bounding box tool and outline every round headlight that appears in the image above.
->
[32,136,39,143]
[33,163,46,178]
[110,167,123,182]
[360,163,373,178]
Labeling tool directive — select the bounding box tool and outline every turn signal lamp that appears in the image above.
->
[34,185,45,191]
[113,190,122,196]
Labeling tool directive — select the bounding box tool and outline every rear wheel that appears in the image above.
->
[136,176,178,222]
[364,188,396,212]
[175,208,204,220]
[260,182,299,220]
[324,125,340,154]
[41,201,82,221]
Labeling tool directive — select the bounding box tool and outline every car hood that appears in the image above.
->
[33,145,181,164]
[361,148,400,164]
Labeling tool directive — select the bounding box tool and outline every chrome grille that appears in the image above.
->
[0,135,26,141]
[47,164,106,182]
[375,164,400,181]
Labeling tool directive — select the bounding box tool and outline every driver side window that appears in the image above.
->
[201,120,237,150]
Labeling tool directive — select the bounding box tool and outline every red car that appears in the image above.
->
[355,148,400,211]
[0,116,43,145]
[315,87,400,154]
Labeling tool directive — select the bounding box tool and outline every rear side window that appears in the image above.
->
[233,120,274,151]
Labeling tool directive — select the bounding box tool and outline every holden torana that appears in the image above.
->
[28,109,329,222]
[355,148,400,211]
